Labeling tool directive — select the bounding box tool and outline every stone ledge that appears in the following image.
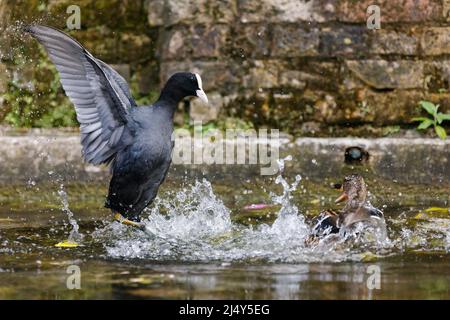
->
[0,132,449,185]
[291,137,450,184]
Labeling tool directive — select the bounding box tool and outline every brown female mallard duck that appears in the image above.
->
[310,174,384,239]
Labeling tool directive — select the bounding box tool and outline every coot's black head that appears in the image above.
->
[160,72,208,104]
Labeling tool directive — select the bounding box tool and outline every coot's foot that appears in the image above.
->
[114,213,145,230]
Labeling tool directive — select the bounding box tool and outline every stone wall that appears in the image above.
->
[1,0,450,136]
[151,0,450,136]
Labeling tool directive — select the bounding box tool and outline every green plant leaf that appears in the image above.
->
[417,119,433,129]
[435,125,447,140]
[436,113,450,124]
[411,117,430,122]
[419,101,437,116]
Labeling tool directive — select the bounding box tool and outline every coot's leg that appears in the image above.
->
[114,212,145,230]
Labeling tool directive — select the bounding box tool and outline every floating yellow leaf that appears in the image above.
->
[414,213,428,220]
[414,208,450,220]
[310,199,320,205]
[424,207,449,214]
[55,240,79,248]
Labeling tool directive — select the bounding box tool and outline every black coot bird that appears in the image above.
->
[26,25,208,228]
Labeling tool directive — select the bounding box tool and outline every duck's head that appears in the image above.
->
[334,174,367,208]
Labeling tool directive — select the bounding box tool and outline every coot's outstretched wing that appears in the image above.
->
[26,25,136,165]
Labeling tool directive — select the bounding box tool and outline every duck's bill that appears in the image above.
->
[196,89,208,104]
[335,192,348,204]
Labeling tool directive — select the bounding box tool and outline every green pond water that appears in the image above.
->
[0,169,449,299]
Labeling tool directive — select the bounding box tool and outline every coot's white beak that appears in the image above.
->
[196,89,208,104]
[195,73,208,104]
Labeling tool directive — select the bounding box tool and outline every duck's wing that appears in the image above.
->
[341,205,384,227]
[25,25,136,165]
[312,209,340,236]
[366,205,384,219]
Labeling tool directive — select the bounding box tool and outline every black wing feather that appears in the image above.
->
[26,24,136,165]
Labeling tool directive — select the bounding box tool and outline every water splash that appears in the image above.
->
[57,184,83,243]
[272,155,302,216]
[392,217,450,252]
[99,155,392,263]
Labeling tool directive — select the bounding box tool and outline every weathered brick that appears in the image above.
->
[271,26,319,57]
[271,92,312,124]
[266,89,337,125]
[190,92,223,122]
[160,25,229,60]
[345,60,424,89]
[147,0,165,26]
[242,60,280,89]
[159,29,187,60]
[322,89,425,125]
[226,91,271,123]
[319,26,369,57]
[312,93,339,123]
[150,0,236,27]
[429,93,450,113]
[280,71,307,90]
[371,29,419,55]
[444,0,450,21]
[190,25,229,59]
[360,90,424,125]
[421,27,450,55]
[238,0,337,23]
[233,25,271,58]
[338,0,443,23]
[424,61,450,92]
[280,62,339,91]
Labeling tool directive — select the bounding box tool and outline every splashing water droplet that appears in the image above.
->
[57,184,83,243]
